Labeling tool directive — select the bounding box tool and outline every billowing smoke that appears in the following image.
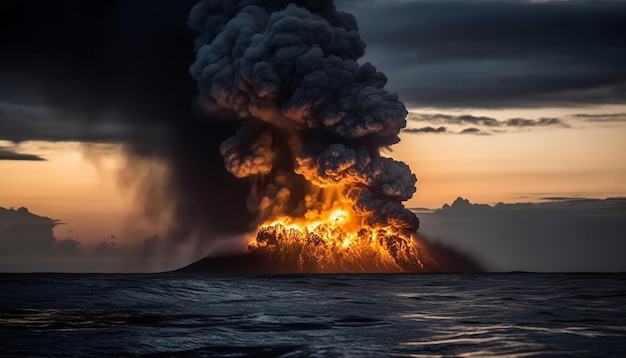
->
[188,0,419,231]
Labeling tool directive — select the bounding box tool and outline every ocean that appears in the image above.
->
[1,273,625,357]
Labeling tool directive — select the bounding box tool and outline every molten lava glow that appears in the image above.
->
[247,207,441,273]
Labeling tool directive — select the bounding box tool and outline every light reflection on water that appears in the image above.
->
[0,273,625,357]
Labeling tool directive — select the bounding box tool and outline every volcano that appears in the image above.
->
[164,0,489,273]
[171,239,483,274]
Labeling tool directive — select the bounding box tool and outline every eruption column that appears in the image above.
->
[189,0,428,271]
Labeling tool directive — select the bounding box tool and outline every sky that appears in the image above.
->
[1,0,625,272]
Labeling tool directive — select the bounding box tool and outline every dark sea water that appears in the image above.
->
[1,273,625,357]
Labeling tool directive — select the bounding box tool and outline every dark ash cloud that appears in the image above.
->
[339,0,626,108]
[417,197,626,272]
[187,0,421,245]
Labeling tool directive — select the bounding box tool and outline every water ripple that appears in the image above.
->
[1,273,625,357]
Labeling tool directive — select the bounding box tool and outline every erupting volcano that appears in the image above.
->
[251,207,439,273]
[184,0,455,272]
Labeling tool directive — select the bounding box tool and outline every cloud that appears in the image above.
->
[0,207,60,259]
[410,113,499,126]
[403,126,447,134]
[458,115,499,127]
[539,196,591,201]
[339,0,626,108]
[406,112,570,134]
[460,128,484,135]
[0,147,45,161]
[4,196,625,273]
[0,101,157,143]
[573,113,626,122]
[0,206,196,272]
[0,1,195,144]
[505,117,570,128]
[416,197,626,272]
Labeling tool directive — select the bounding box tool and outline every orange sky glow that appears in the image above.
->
[1,106,626,246]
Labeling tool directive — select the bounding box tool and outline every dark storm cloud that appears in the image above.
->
[0,102,140,143]
[417,197,626,272]
[0,1,195,145]
[0,147,45,161]
[1,0,255,244]
[338,0,626,108]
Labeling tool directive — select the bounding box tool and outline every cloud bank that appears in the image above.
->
[0,206,194,272]
[2,1,624,146]
[4,197,624,273]
[340,0,626,108]
[417,197,626,272]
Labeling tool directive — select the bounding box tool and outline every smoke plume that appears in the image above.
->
[188,0,419,232]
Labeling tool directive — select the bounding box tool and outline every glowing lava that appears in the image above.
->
[248,207,439,273]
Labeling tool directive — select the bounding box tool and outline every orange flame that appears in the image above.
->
[248,202,441,273]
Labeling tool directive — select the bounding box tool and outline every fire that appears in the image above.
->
[247,205,440,273]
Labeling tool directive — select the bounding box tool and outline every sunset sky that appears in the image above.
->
[1,0,625,272]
